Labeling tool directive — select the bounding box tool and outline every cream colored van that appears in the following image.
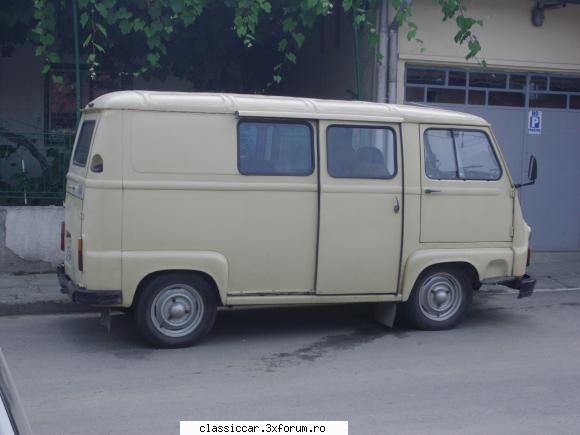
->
[58,91,536,348]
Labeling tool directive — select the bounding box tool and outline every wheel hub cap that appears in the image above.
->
[418,272,463,321]
[150,285,204,338]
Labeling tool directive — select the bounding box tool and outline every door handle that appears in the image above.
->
[393,196,400,214]
[424,188,442,194]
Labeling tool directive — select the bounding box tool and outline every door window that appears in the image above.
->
[327,126,396,179]
[424,129,501,181]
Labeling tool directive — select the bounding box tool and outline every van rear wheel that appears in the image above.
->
[403,266,472,330]
[135,272,217,348]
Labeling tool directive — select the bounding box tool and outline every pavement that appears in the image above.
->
[0,251,578,316]
[1,290,580,435]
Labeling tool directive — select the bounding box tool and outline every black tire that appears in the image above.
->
[134,272,218,348]
[403,266,473,331]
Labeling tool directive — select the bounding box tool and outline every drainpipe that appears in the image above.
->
[387,24,399,104]
[387,0,411,103]
[375,0,389,103]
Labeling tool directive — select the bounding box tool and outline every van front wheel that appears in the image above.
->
[135,273,217,348]
[403,266,472,330]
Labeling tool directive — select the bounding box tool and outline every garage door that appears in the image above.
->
[405,65,580,251]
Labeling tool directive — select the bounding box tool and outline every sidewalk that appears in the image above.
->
[0,251,579,316]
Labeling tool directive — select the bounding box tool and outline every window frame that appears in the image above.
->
[72,120,96,167]
[423,127,503,182]
[236,118,315,176]
[326,124,398,180]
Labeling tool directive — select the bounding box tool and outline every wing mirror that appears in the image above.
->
[515,155,538,188]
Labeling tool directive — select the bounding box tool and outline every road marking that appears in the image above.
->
[482,286,580,294]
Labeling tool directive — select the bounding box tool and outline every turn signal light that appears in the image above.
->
[60,222,65,251]
[78,238,84,271]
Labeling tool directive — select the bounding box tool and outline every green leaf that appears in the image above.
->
[282,18,296,32]
[273,74,282,83]
[82,33,92,47]
[94,42,105,53]
[285,52,296,64]
[47,52,60,63]
[42,64,51,75]
[119,19,132,34]
[96,22,108,37]
[94,3,107,17]
[79,12,89,28]
[277,38,288,51]
[147,52,160,66]
[292,32,305,48]
[134,18,146,32]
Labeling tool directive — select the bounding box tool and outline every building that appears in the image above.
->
[1,0,579,250]
[287,0,580,251]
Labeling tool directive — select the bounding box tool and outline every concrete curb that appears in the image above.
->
[0,301,98,317]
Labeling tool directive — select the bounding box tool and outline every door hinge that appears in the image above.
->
[510,226,515,238]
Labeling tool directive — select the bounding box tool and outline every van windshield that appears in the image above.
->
[72,121,95,167]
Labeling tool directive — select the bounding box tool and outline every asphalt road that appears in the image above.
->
[1,290,579,435]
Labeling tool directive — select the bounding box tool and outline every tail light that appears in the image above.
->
[77,238,84,271]
[60,222,65,251]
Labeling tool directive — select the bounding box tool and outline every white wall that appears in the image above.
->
[0,206,64,270]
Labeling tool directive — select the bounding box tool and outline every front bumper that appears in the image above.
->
[57,264,123,306]
[496,274,536,299]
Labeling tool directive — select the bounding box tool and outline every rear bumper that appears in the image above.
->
[57,264,123,306]
[496,274,536,299]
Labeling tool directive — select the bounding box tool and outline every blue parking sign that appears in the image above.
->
[528,110,542,135]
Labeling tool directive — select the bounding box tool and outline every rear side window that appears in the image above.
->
[424,129,501,181]
[72,121,96,167]
[238,121,313,176]
[327,126,396,179]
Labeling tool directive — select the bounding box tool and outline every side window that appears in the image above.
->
[238,121,313,176]
[72,121,96,167]
[327,126,396,179]
[424,129,501,181]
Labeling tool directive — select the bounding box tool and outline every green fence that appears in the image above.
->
[0,127,74,206]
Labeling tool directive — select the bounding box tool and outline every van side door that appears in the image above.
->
[316,122,403,294]
[420,125,513,243]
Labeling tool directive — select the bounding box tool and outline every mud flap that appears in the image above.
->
[99,308,112,334]
[374,303,397,328]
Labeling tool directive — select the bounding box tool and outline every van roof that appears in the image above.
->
[87,91,489,126]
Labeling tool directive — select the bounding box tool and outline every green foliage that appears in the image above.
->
[435,0,484,62]
[28,0,484,90]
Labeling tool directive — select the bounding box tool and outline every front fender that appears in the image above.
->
[401,248,513,300]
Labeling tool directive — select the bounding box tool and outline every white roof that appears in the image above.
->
[87,91,488,126]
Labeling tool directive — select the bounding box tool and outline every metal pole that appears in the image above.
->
[72,0,81,125]
[376,0,389,103]
[353,22,362,101]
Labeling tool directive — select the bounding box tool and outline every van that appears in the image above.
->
[57,91,536,348]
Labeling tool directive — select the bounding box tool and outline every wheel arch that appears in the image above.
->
[401,251,487,301]
[122,251,229,307]
[132,269,224,310]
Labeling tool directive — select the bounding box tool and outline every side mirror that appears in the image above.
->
[528,154,538,181]
[515,155,538,188]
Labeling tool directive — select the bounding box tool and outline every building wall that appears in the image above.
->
[397,0,580,102]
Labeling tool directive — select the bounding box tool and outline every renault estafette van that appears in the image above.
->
[57,91,536,348]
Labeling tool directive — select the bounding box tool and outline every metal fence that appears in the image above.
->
[0,127,74,206]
